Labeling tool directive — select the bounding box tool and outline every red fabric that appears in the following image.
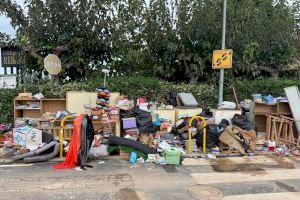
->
[53,115,83,169]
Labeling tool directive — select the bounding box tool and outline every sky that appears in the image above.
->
[0,0,23,74]
[0,0,23,37]
[0,13,15,74]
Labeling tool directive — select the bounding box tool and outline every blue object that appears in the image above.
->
[129,152,137,164]
[153,114,161,126]
[262,95,274,103]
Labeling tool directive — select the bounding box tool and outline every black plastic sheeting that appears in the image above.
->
[194,119,230,148]
[120,107,156,133]
[165,91,178,107]
[232,114,254,130]
[108,135,156,154]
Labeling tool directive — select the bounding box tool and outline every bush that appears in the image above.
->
[226,79,300,101]
[1,76,299,123]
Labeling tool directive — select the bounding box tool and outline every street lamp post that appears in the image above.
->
[218,0,227,106]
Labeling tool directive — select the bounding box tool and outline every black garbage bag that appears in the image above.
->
[194,124,224,148]
[231,114,254,130]
[165,91,178,107]
[219,119,230,128]
[120,109,135,118]
[42,132,54,144]
[132,107,156,133]
[200,111,213,119]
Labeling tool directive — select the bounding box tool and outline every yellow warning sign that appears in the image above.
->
[212,49,233,69]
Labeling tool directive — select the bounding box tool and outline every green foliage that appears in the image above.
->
[0,32,10,46]
[0,89,19,124]
[2,74,300,123]
[0,75,217,123]
[226,79,300,102]
[1,0,298,82]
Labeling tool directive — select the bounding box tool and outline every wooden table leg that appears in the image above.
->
[266,115,272,140]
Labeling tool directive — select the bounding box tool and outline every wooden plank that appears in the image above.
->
[66,91,120,114]
[266,115,271,140]
[41,99,66,113]
[276,117,284,144]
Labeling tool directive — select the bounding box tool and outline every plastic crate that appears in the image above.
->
[164,148,181,165]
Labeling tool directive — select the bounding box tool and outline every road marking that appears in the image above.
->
[0,164,33,168]
[222,192,300,200]
[191,169,300,184]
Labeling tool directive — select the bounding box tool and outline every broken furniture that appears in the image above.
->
[14,95,121,138]
[254,102,291,132]
[266,115,300,147]
[14,97,66,126]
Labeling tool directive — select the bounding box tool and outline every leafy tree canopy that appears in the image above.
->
[0,0,299,82]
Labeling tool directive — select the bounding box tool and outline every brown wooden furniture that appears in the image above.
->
[37,119,117,140]
[266,115,300,147]
[14,98,67,124]
[14,97,121,138]
[254,102,291,132]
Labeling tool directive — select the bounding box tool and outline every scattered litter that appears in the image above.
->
[158,140,171,150]
[207,154,217,159]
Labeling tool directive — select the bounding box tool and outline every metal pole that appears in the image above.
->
[218,0,227,106]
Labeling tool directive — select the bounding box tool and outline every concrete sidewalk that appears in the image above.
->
[0,155,300,200]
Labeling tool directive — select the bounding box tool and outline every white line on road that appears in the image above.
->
[0,164,33,168]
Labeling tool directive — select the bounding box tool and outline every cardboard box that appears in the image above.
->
[119,150,130,160]
[13,127,42,149]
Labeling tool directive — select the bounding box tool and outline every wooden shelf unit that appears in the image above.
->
[14,98,67,126]
[14,97,121,138]
[254,102,292,132]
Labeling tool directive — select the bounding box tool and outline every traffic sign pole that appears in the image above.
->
[218,0,227,107]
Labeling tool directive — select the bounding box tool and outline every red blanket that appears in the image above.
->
[53,115,83,169]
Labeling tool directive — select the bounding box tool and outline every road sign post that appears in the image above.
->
[218,0,228,107]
